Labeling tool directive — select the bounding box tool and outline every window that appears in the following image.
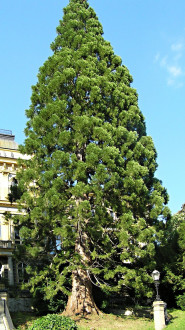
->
[14,227,20,244]
[8,175,17,194]
[8,174,13,193]
[17,262,28,283]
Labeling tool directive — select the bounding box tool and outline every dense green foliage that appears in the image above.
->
[28,314,77,330]
[31,287,67,314]
[14,0,170,308]
[157,204,185,308]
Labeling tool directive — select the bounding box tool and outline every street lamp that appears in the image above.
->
[152,270,161,301]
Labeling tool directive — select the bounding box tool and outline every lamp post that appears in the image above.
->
[152,270,166,329]
[152,270,161,301]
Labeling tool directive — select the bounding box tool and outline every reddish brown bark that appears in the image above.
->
[64,229,101,316]
[64,268,101,316]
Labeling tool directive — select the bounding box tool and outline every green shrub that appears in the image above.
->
[31,286,67,315]
[176,293,185,310]
[28,314,78,330]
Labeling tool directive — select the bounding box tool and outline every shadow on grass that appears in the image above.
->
[165,308,179,327]
[105,306,153,319]
[73,307,153,321]
[11,312,38,329]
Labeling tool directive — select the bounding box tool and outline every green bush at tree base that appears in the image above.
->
[28,314,78,330]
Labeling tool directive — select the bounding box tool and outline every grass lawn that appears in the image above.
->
[166,309,185,329]
[75,313,154,330]
[11,311,154,330]
[10,308,185,329]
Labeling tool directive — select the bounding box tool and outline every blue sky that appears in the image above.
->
[0,0,185,214]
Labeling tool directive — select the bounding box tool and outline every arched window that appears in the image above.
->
[17,262,28,283]
[8,174,17,194]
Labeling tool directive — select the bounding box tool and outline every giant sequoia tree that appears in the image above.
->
[157,204,185,308]
[16,0,170,315]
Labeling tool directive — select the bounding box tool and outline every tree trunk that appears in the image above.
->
[64,268,101,316]
[64,229,101,316]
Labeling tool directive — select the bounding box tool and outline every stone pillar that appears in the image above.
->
[0,292,8,302]
[8,257,14,286]
[153,300,166,330]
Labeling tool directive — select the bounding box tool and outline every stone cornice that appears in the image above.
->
[0,200,18,208]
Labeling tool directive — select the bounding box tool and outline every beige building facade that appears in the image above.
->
[0,129,28,287]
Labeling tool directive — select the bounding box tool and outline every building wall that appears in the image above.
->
[8,298,33,312]
[0,131,29,286]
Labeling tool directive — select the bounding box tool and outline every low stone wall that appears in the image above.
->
[8,298,33,312]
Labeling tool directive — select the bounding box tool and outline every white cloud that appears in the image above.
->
[171,42,183,52]
[154,37,185,88]
[167,65,182,77]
